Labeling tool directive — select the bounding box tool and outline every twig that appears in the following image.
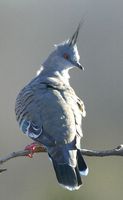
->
[0,144,46,165]
[0,144,123,173]
[80,144,123,157]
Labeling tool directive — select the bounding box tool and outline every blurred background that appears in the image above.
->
[0,0,123,199]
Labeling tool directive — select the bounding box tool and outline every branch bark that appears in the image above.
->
[0,144,123,173]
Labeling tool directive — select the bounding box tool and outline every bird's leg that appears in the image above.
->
[25,142,46,158]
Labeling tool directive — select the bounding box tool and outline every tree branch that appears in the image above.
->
[0,144,123,173]
[80,144,123,157]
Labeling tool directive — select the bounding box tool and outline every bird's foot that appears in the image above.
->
[25,142,38,158]
[25,142,46,158]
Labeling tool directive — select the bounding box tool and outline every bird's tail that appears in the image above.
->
[77,149,89,176]
[51,150,88,191]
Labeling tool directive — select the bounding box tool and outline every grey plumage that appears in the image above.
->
[15,24,88,191]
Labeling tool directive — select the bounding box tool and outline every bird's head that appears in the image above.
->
[41,23,84,78]
[53,23,84,71]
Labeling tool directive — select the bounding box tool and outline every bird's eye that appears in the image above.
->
[63,53,69,60]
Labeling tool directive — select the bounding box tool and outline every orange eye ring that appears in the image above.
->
[63,53,69,60]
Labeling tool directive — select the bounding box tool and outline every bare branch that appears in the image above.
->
[0,144,46,165]
[0,144,123,173]
[80,144,123,157]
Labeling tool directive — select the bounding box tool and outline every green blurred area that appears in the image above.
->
[0,0,123,199]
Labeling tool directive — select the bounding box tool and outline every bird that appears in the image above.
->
[15,23,88,191]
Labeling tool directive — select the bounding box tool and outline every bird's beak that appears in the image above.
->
[76,62,84,70]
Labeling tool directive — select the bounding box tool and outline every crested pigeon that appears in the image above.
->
[15,23,88,191]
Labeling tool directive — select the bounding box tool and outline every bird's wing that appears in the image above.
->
[15,82,45,139]
[15,82,75,143]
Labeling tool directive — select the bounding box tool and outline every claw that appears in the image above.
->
[25,143,37,158]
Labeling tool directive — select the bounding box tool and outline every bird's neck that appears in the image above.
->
[37,52,72,85]
[54,69,70,85]
[37,65,70,85]
[38,55,70,85]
